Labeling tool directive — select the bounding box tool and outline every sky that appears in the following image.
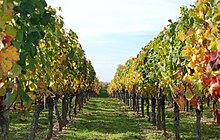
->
[46,0,195,82]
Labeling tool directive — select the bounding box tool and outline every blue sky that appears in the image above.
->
[47,0,195,82]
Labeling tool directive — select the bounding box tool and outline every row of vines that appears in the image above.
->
[108,0,220,139]
[0,0,100,140]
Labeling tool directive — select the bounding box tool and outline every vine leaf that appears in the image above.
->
[175,95,186,111]
[8,63,22,78]
[26,92,36,100]
[185,89,194,101]
[0,46,20,75]
[178,30,185,42]
[0,81,6,96]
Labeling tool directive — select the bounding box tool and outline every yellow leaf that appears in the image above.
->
[185,28,196,39]
[29,83,36,91]
[194,66,203,73]
[182,46,192,58]
[209,40,218,51]
[5,46,19,62]
[1,58,13,75]
[178,30,185,42]
[26,92,36,100]
[183,73,192,83]
[212,12,220,22]
[0,46,19,75]
[197,103,201,111]
[188,61,196,69]
[192,54,196,62]
[182,50,190,57]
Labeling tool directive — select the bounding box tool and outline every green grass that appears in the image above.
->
[8,108,49,139]
[99,89,109,98]
[58,98,162,140]
[6,97,220,140]
[165,107,220,140]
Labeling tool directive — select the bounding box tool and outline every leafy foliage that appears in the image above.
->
[108,0,220,124]
[0,0,100,114]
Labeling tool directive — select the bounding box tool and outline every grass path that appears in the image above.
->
[58,98,162,140]
[8,97,220,139]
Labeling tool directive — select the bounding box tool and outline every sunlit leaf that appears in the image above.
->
[8,63,22,78]
[178,30,185,42]
[26,91,36,100]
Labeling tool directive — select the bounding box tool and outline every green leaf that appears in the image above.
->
[185,89,194,100]
[35,0,47,14]
[5,25,17,38]
[30,45,37,58]
[30,14,40,25]
[194,82,204,98]
[19,1,35,14]
[0,83,6,96]
[27,31,40,43]
[0,20,5,31]
[12,40,21,50]
[16,29,24,42]
[9,90,19,105]
[45,73,50,87]
[23,40,32,52]
[23,98,33,109]
[212,12,220,22]
[17,50,27,66]
[19,82,31,104]
[41,12,51,25]
[21,65,27,74]
[8,63,22,78]
[26,58,36,71]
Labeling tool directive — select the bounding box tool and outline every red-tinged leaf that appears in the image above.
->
[175,95,186,111]
[212,58,220,71]
[201,73,211,86]
[209,77,220,99]
[190,98,198,109]
[2,35,12,45]
[185,28,195,39]
[205,55,210,64]
[210,50,218,62]
[210,76,217,85]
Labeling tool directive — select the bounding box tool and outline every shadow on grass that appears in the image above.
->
[164,108,220,140]
[8,98,220,140]
[8,109,49,140]
[98,91,109,98]
[59,98,148,140]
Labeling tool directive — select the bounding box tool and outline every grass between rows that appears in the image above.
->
[58,98,162,140]
[7,97,220,140]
